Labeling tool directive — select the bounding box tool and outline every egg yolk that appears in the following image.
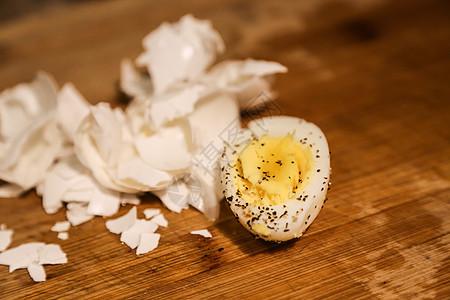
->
[233,134,313,206]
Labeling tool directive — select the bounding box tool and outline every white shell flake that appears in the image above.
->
[143,208,161,219]
[40,155,121,217]
[27,263,46,282]
[105,206,137,234]
[190,229,212,238]
[57,232,69,240]
[56,83,90,142]
[66,202,94,226]
[120,193,141,206]
[50,221,71,232]
[0,226,13,251]
[136,14,225,95]
[201,59,287,109]
[0,183,24,198]
[136,233,160,255]
[37,244,67,265]
[150,214,168,228]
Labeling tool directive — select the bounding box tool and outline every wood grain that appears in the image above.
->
[0,0,449,299]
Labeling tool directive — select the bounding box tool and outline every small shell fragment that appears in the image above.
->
[66,202,94,226]
[56,83,90,142]
[136,233,160,255]
[27,263,46,282]
[120,194,141,206]
[150,214,168,228]
[105,207,137,234]
[37,244,67,265]
[50,221,70,233]
[0,183,24,198]
[190,229,212,238]
[57,232,69,240]
[143,208,161,219]
[0,226,13,251]
[87,184,120,217]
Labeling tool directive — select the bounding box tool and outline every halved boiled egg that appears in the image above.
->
[220,116,330,242]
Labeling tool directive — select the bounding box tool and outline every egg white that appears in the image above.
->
[220,116,330,242]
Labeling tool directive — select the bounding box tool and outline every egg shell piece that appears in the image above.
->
[147,85,204,129]
[105,206,137,234]
[187,93,240,220]
[27,263,46,282]
[66,203,94,226]
[221,116,330,242]
[134,121,193,171]
[150,214,168,228]
[136,233,160,255]
[42,156,107,214]
[0,183,23,198]
[143,208,161,219]
[0,72,62,190]
[50,221,70,232]
[37,244,67,265]
[56,83,90,142]
[117,158,173,191]
[201,59,287,109]
[0,113,62,190]
[87,184,120,217]
[0,72,57,142]
[0,228,13,251]
[190,229,212,238]
[57,232,69,240]
[120,219,158,249]
[136,14,224,94]
[188,166,221,220]
[120,193,141,206]
[152,178,190,213]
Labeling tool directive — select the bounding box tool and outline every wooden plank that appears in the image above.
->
[0,0,449,298]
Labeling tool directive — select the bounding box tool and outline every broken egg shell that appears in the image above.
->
[134,119,193,172]
[27,263,46,282]
[50,221,70,232]
[143,208,161,219]
[74,103,173,193]
[0,227,13,251]
[105,206,137,234]
[0,183,24,198]
[150,214,168,228]
[190,229,212,238]
[200,59,287,109]
[136,14,225,95]
[56,82,90,142]
[66,202,94,226]
[136,233,160,255]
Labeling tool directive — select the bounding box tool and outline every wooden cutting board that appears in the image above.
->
[0,0,449,298]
